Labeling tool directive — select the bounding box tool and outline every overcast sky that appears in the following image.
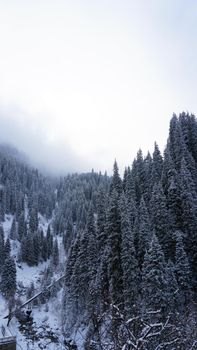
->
[0,0,197,174]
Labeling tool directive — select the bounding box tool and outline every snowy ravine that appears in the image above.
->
[0,214,66,350]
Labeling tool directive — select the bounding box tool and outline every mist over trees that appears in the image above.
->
[0,112,197,349]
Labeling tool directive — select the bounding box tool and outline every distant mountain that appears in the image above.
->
[0,143,29,164]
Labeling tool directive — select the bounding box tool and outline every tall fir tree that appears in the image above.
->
[106,189,123,307]
[29,207,38,233]
[52,239,59,267]
[125,166,136,203]
[141,234,167,315]
[120,194,139,316]
[179,158,197,285]
[110,160,122,195]
[165,260,178,314]
[152,142,163,184]
[46,225,53,258]
[4,238,11,259]
[96,186,107,255]
[175,232,191,303]
[18,211,27,241]
[150,182,172,259]
[1,257,16,299]
[136,196,152,267]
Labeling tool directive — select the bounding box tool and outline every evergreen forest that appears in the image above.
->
[0,113,197,349]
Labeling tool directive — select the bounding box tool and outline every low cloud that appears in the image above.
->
[0,105,92,175]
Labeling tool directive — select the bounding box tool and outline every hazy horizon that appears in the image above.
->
[0,1,197,174]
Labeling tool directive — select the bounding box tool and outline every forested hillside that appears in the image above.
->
[0,113,197,349]
[62,113,197,349]
[0,144,110,348]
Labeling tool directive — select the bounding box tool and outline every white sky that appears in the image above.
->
[0,0,197,174]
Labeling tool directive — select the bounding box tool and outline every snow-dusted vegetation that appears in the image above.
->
[1,113,197,349]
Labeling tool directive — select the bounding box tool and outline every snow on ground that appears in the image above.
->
[56,235,65,265]
[15,292,64,350]
[38,213,51,236]
[0,213,67,349]
[2,214,13,239]
[0,294,13,337]
[0,259,65,349]
[70,326,87,350]
[16,262,49,290]
[3,209,52,239]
